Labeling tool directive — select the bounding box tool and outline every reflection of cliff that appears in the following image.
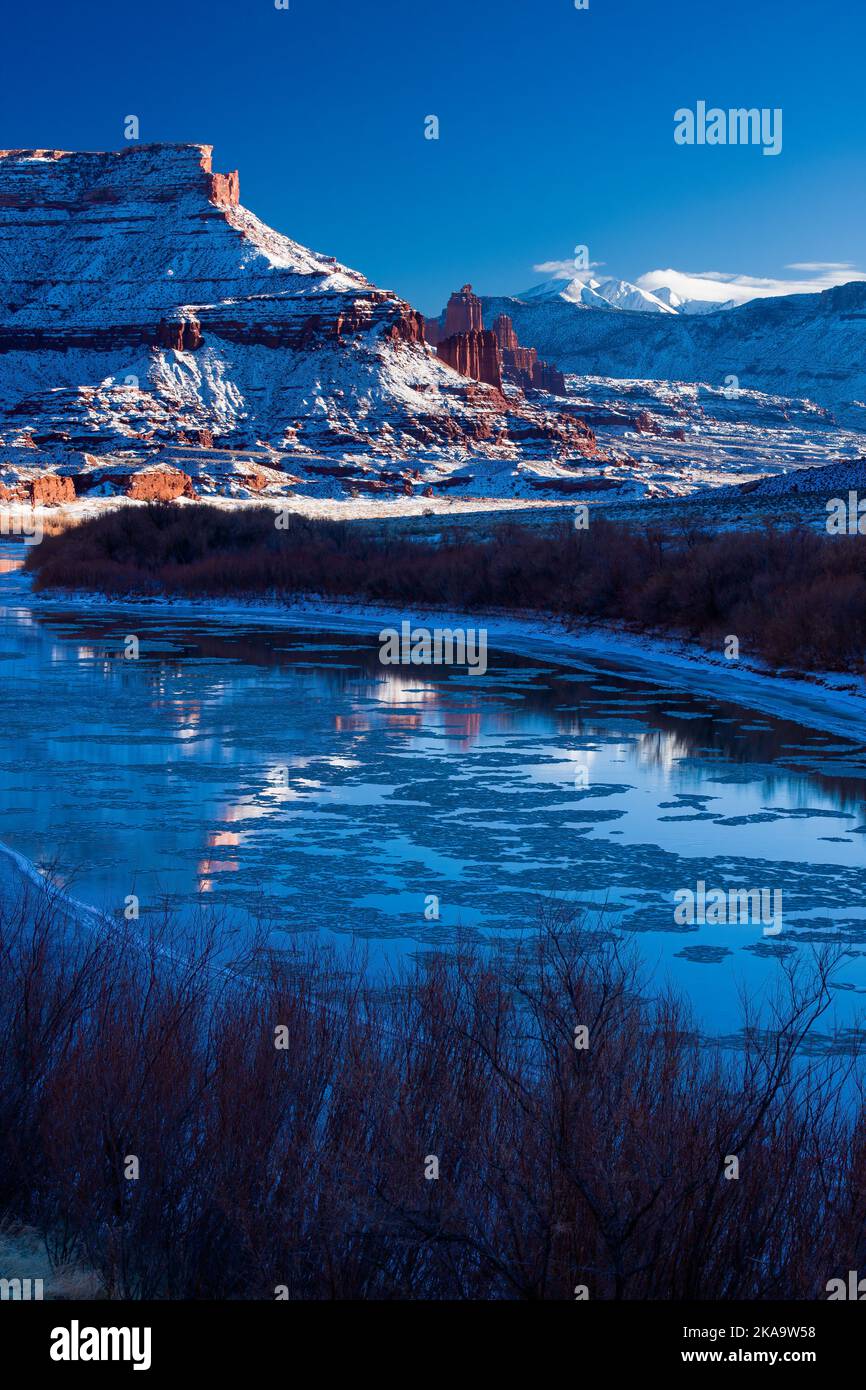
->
[427,285,565,395]
[334,669,486,750]
[29,604,866,811]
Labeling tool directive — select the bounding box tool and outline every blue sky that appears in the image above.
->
[1,0,863,313]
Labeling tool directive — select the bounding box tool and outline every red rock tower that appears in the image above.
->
[444,284,484,337]
[492,314,519,351]
[436,329,502,391]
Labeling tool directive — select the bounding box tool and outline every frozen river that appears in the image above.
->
[0,545,865,1042]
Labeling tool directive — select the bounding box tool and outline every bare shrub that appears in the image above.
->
[26,506,866,672]
[0,879,858,1300]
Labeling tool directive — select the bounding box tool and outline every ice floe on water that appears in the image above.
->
[0,556,864,1045]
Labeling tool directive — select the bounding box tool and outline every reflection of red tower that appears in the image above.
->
[444,283,484,336]
[333,672,489,752]
[446,709,482,752]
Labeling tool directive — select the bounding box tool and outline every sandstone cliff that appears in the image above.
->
[436,330,503,391]
[0,144,597,499]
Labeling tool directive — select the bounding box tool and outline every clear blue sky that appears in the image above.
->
[1,0,863,313]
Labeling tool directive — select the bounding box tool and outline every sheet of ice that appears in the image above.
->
[0,558,865,1045]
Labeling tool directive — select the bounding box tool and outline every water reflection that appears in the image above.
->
[0,557,864,1039]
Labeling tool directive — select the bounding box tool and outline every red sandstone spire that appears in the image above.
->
[492,314,519,351]
[444,284,484,336]
[436,329,503,391]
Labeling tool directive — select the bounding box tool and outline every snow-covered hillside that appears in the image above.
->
[481,281,866,428]
[553,375,865,500]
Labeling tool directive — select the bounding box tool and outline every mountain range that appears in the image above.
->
[518,276,735,316]
[480,280,866,427]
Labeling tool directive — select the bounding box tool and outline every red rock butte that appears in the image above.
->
[0,143,240,210]
[429,286,567,396]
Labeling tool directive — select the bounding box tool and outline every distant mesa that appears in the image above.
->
[426,285,566,396]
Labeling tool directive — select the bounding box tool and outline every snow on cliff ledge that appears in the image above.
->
[0,143,595,492]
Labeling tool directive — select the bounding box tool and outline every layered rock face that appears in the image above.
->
[124,465,197,500]
[492,314,565,394]
[436,329,503,391]
[0,144,424,370]
[0,143,597,496]
[0,472,75,504]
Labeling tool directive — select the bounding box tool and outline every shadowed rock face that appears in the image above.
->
[437,329,503,391]
[0,143,597,483]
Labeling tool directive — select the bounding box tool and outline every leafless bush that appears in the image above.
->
[25,506,866,672]
[0,881,858,1299]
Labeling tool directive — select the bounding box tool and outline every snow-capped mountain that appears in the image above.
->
[0,143,595,501]
[481,280,866,427]
[519,276,734,316]
[651,286,736,315]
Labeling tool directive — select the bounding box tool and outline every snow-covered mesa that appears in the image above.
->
[0,142,601,503]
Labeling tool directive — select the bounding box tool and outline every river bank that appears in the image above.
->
[21,582,866,742]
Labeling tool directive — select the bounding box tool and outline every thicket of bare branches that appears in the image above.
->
[26,505,866,671]
[0,882,862,1299]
